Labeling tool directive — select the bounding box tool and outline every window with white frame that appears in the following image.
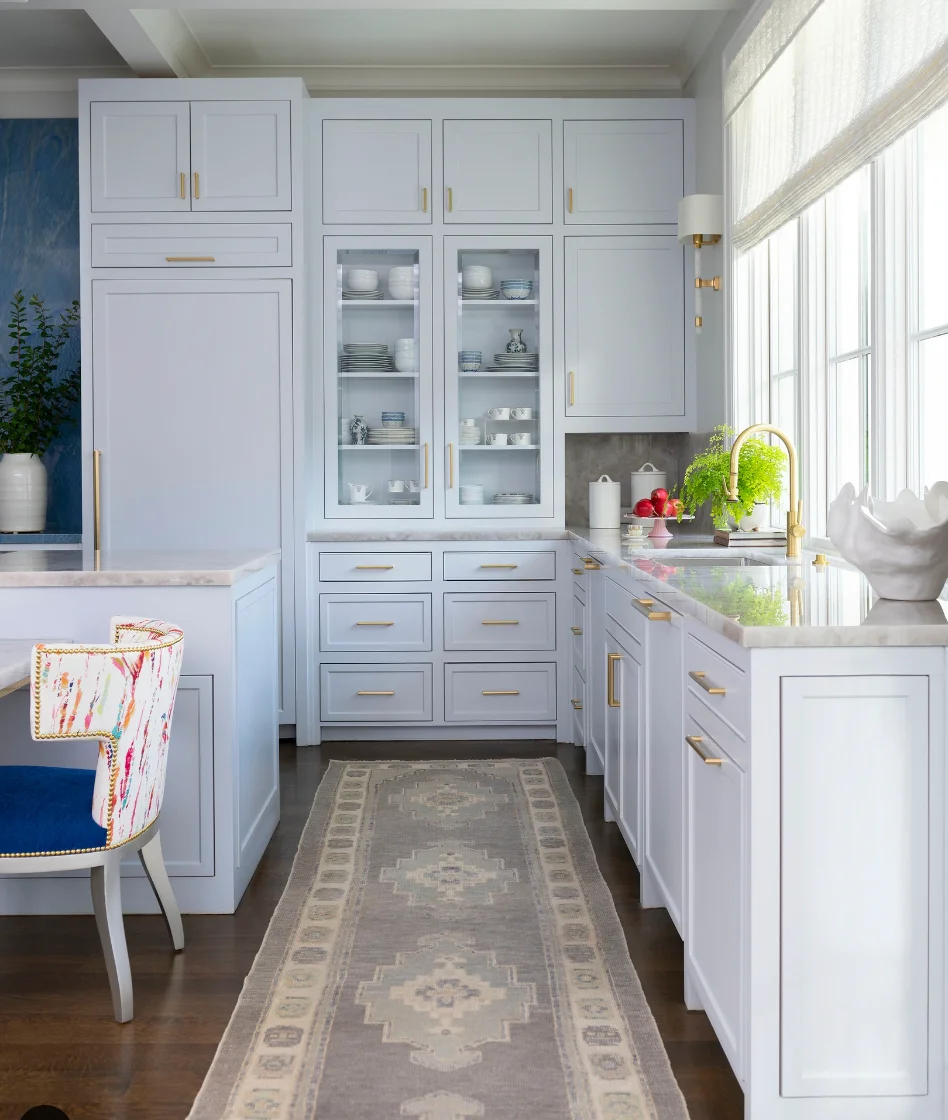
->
[732,100,948,544]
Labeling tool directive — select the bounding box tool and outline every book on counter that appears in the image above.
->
[713,529,788,547]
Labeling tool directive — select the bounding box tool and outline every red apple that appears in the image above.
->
[664,497,680,517]
[650,487,669,515]
[634,498,656,518]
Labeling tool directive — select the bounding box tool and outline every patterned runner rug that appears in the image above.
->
[188,759,689,1120]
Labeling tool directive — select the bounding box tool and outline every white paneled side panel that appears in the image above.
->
[443,119,552,223]
[90,101,191,213]
[780,675,930,1098]
[191,100,291,211]
[322,119,432,224]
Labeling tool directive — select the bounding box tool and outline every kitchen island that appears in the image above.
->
[568,526,946,1120]
[0,549,281,915]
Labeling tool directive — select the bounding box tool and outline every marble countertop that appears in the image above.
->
[0,549,281,587]
[568,526,948,648]
[0,640,35,695]
[307,529,570,542]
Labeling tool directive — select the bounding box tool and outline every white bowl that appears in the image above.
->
[346,269,379,292]
[462,266,492,284]
[389,284,414,300]
[388,266,414,280]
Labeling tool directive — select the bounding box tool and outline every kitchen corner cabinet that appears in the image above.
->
[443,120,552,224]
[90,99,291,213]
[322,120,432,224]
[565,236,685,422]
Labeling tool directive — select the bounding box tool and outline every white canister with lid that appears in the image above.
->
[589,474,621,529]
[630,462,668,506]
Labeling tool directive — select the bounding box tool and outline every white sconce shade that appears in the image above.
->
[678,193,723,333]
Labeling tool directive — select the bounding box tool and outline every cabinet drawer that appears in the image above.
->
[571,591,586,673]
[319,594,431,652]
[444,663,556,722]
[685,632,749,756]
[90,223,292,267]
[319,552,432,582]
[320,663,432,722]
[443,593,555,651]
[571,664,586,746]
[443,551,555,581]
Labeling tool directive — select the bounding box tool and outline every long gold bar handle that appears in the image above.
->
[356,621,395,627]
[193,171,200,199]
[569,370,575,407]
[165,256,216,262]
[568,187,573,213]
[633,598,673,622]
[447,186,453,212]
[92,449,102,553]
[422,186,428,213]
[179,171,186,199]
[424,443,429,488]
[448,443,454,488]
[480,563,517,569]
[607,652,621,707]
[481,620,519,626]
[356,564,394,570]
[688,670,726,696]
[686,735,724,765]
[580,556,601,569]
[483,690,519,696]
[570,625,583,636]
[357,690,395,696]
[571,699,583,710]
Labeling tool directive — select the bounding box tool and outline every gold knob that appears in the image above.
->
[812,553,828,566]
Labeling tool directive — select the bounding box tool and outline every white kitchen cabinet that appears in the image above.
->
[685,711,746,1081]
[190,100,291,211]
[565,236,685,422]
[563,120,683,225]
[322,120,432,224]
[444,662,557,722]
[90,101,191,213]
[90,277,295,719]
[604,616,645,862]
[571,663,585,746]
[443,120,552,224]
[585,560,606,776]
[443,592,556,651]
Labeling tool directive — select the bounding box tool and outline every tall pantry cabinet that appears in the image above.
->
[79,79,306,723]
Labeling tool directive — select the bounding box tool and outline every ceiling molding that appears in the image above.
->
[134,10,211,77]
[84,4,178,75]
[0,65,132,92]
[675,9,728,85]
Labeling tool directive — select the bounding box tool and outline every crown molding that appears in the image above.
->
[0,66,132,92]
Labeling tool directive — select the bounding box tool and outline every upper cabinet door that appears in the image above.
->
[565,236,685,419]
[190,101,292,212]
[323,120,432,224]
[443,120,552,224]
[90,102,191,213]
[564,120,683,225]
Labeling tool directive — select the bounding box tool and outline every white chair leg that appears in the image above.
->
[139,830,184,952]
[90,853,133,1023]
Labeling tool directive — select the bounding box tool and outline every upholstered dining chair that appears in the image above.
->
[0,618,185,1023]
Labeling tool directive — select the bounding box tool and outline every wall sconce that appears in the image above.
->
[677,194,723,333]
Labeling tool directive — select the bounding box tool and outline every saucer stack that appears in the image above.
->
[484,353,540,372]
[339,344,395,371]
[461,265,498,300]
[367,426,416,446]
[459,424,482,446]
[459,484,485,505]
[492,492,535,505]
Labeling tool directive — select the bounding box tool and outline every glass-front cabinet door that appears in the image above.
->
[324,237,433,517]
[444,237,553,517]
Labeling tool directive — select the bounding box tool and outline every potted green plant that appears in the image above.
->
[677,425,786,530]
[0,291,81,532]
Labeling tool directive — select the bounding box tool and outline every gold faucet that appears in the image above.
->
[727,424,805,559]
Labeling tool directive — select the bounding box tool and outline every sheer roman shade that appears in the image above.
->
[727,0,948,250]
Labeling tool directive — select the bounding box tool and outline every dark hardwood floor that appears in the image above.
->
[0,743,742,1120]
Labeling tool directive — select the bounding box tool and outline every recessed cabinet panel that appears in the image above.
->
[320,663,432,721]
[323,120,432,224]
[565,236,685,419]
[190,101,291,211]
[443,551,556,580]
[90,223,292,268]
[319,552,432,582]
[444,662,556,722]
[443,592,555,651]
[443,120,552,223]
[564,120,683,225]
[320,593,432,652]
[90,101,191,213]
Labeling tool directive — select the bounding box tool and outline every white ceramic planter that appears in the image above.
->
[729,502,769,531]
[0,453,48,532]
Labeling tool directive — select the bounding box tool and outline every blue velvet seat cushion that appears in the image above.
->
[0,766,108,856]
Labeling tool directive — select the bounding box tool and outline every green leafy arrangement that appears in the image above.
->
[1,291,81,456]
[677,425,786,529]
[679,571,788,627]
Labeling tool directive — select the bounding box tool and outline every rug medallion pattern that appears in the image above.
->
[188,761,689,1120]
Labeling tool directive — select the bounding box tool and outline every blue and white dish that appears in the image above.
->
[500,280,533,300]
[459,350,482,372]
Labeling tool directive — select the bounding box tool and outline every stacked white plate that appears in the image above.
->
[492,492,535,504]
[459,426,482,445]
[343,287,383,300]
[484,353,540,372]
[459,484,485,505]
[462,285,499,300]
[339,343,395,372]
[367,427,416,445]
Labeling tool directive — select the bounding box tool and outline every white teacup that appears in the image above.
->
[406,480,421,493]
[487,432,508,446]
[460,418,478,428]
[510,432,532,446]
[347,483,373,502]
[510,407,534,420]
[486,407,511,420]
[386,479,405,493]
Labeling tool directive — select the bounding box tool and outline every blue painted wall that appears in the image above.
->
[0,119,81,533]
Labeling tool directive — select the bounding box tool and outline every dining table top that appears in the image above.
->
[0,640,36,699]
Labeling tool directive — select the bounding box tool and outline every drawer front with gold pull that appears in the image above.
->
[320,594,431,652]
[685,633,748,761]
[445,663,556,723]
[444,593,555,651]
[443,551,555,581]
[319,552,432,582]
[90,223,292,267]
[607,652,622,707]
[633,598,673,622]
[686,734,724,765]
[688,670,726,696]
[321,664,432,722]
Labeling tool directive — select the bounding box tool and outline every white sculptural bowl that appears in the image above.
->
[827,482,948,600]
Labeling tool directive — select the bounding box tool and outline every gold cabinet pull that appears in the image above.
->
[447,186,453,212]
[483,689,519,696]
[580,557,600,569]
[92,448,102,553]
[482,619,519,625]
[686,735,724,765]
[357,690,395,696]
[193,171,200,199]
[480,563,517,569]
[165,256,216,262]
[569,370,575,407]
[422,186,428,213]
[448,443,454,488]
[356,564,394,570]
[572,567,585,575]
[689,670,726,696]
[424,442,429,488]
[571,698,583,710]
[633,598,672,622]
[179,171,186,199]
[607,652,621,707]
[570,625,583,635]
[568,186,574,213]
[356,621,394,626]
